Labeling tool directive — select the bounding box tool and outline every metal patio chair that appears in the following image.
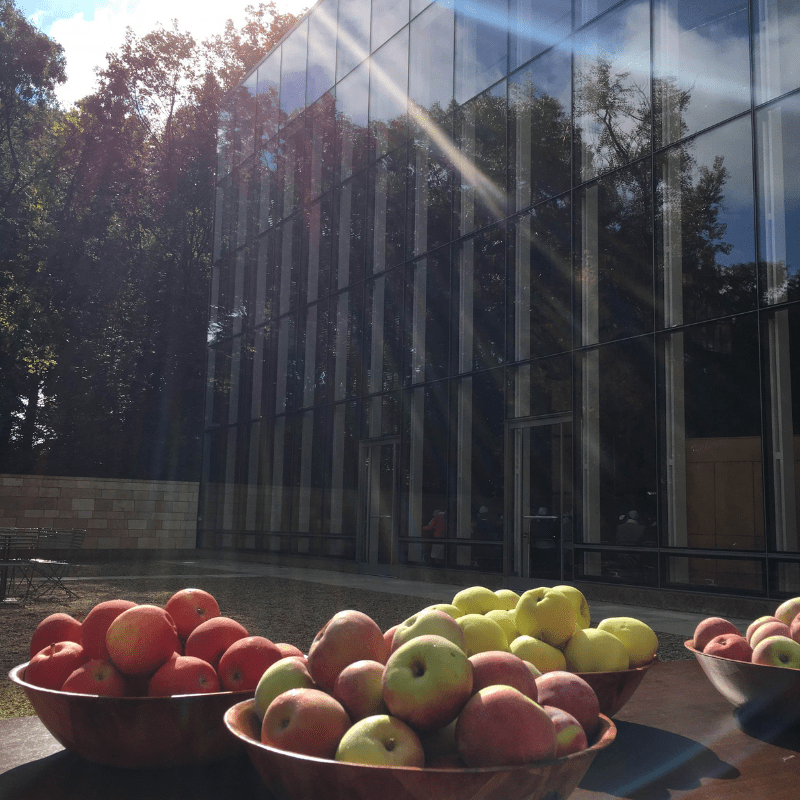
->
[0,529,40,602]
[26,529,85,599]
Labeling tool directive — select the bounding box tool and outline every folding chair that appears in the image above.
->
[0,530,40,602]
[27,529,85,599]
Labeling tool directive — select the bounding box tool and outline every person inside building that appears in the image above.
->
[423,509,446,566]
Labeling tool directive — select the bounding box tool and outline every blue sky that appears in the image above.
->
[18,0,309,107]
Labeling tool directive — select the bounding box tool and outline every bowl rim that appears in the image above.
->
[223,697,617,773]
[684,639,800,673]
[574,655,659,676]
[9,661,253,700]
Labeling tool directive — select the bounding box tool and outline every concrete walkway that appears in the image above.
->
[67,559,752,639]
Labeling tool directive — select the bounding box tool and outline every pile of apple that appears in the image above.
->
[250,584,658,769]
[24,588,299,697]
[693,596,800,669]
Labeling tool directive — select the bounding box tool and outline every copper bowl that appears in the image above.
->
[224,698,616,800]
[684,641,800,732]
[9,662,251,768]
[575,657,657,717]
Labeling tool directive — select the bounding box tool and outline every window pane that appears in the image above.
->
[659,316,764,557]
[217,94,235,179]
[656,116,756,328]
[454,81,507,237]
[575,159,654,345]
[292,408,326,534]
[306,93,337,201]
[509,47,572,210]
[335,171,368,289]
[574,0,622,29]
[450,370,505,568]
[762,306,800,557]
[257,50,281,144]
[297,299,331,408]
[455,0,508,105]
[574,0,651,182]
[364,270,404,394]
[372,0,409,51]
[506,353,572,418]
[367,147,408,273]
[257,141,281,232]
[275,313,298,413]
[757,93,800,305]
[407,132,454,257]
[664,556,765,594]
[409,2,455,116]
[235,74,258,163]
[337,0,372,80]
[304,193,334,303]
[324,401,361,539]
[509,0,571,71]
[369,28,409,160]
[654,0,750,149]
[336,61,370,180]
[307,0,338,105]
[577,338,658,550]
[404,248,451,384]
[454,225,506,373]
[331,285,364,400]
[508,198,573,360]
[281,20,308,120]
[276,215,303,315]
[279,119,306,220]
[753,0,800,106]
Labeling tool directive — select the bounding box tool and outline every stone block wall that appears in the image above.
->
[0,474,199,552]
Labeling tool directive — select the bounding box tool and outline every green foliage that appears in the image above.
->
[0,0,301,478]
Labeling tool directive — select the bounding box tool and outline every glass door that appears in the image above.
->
[509,416,573,579]
[358,439,398,570]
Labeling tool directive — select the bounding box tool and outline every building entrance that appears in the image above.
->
[509,417,573,580]
[358,438,398,571]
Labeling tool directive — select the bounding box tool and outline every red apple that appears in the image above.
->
[384,624,399,653]
[468,651,539,701]
[164,588,221,640]
[789,613,800,645]
[752,635,800,669]
[29,613,82,659]
[307,610,389,693]
[692,617,740,652]
[391,609,467,653]
[382,635,473,731]
[26,642,89,690]
[702,633,752,662]
[217,636,283,692]
[148,654,221,695]
[544,705,589,757]
[105,604,180,676]
[275,643,305,659]
[184,616,249,669]
[535,671,600,738]
[750,621,791,650]
[62,659,128,696]
[456,685,557,767]
[81,599,137,660]
[333,660,388,721]
[745,616,781,645]
[261,688,351,759]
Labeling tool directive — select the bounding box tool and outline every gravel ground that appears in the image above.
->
[0,565,692,720]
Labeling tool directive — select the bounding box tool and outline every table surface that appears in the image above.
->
[2,659,800,799]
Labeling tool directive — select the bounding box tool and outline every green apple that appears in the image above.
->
[514,588,576,648]
[391,609,467,653]
[382,634,473,731]
[775,597,800,626]
[253,656,315,720]
[597,617,658,668]
[751,635,800,669]
[335,714,425,767]
[564,628,629,672]
[552,585,591,630]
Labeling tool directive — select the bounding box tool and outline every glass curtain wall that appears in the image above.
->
[203,0,800,598]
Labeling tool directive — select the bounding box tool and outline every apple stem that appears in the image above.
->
[386,738,396,752]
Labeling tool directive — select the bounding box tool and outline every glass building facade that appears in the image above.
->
[202,0,800,599]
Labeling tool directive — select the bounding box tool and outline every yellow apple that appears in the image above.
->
[494,589,521,611]
[485,609,519,644]
[564,628,630,672]
[514,588,576,648]
[452,586,502,615]
[775,597,800,625]
[552,585,591,630]
[597,617,658,668]
[456,614,509,656]
[421,603,463,619]
[510,635,566,673]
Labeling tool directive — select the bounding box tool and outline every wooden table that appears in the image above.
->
[2,660,799,799]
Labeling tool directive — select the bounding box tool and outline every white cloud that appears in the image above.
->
[42,0,310,107]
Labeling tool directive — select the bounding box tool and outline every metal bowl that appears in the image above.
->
[684,641,800,734]
[576,657,657,717]
[224,698,617,800]
[9,662,250,768]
